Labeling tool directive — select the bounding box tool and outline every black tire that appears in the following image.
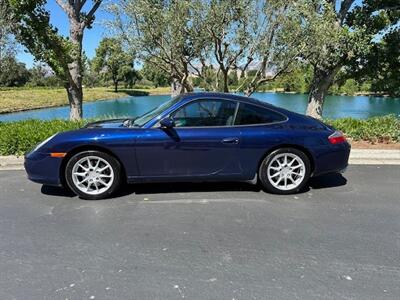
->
[259,148,311,195]
[65,150,121,200]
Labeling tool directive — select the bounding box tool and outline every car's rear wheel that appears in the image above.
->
[65,151,121,200]
[259,148,311,194]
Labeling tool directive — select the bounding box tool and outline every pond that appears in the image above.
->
[0,92,399,122]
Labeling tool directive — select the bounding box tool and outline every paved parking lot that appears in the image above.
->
[0,165,399,299]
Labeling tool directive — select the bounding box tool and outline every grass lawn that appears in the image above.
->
[0,86,171,114]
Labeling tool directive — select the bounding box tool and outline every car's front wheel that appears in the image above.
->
[259,148,311,194]
[65,150,121,200]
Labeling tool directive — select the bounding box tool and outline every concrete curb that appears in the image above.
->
[1,149,400,171]
[0,156,24,171]
[348,149,400,165]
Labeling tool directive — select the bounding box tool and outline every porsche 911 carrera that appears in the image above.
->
[25,92,350,199]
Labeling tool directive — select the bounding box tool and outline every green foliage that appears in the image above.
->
[26,63,64,87]
[232,0,310,94]
[141,60,169,87]
[228,71,239,86]
[82,55,102,88]
[0,0,17,62]
[109,0,211,94]
[0,119,85,155]
[326,115,400,143]
[92,37,136,92]
[9,0,103,120]
[0,56,30,87]
[192,0,260,92]
[340,79,358,96]
[1,115,398,155]
[349,29,400,97]
[9,0,71,81]
[296,1,370,72]
[274,64,313,93]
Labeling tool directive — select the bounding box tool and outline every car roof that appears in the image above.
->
[180,92,275,108]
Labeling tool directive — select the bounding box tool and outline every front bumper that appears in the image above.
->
[24,151,63,186]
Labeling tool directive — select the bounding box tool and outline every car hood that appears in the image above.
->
[84,119,132,129]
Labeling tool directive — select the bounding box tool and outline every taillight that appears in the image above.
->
[328,131,346,144]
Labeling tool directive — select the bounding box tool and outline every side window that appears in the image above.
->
[234,103,286,125]
[172,99,237,127]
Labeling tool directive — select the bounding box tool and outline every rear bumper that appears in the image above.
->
[24,151,63,186]
[312,142,351,177]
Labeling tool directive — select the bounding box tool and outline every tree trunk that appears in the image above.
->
[306,68,338,119]
[67,84,83,120]
[114,80,118,93]
[171,77,193,97]
[244,85,254,97]
[67,20,84,120]
[171,78,184,97]
[222,70,229,93]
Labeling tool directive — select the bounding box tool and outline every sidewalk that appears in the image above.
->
[1,149,399,171]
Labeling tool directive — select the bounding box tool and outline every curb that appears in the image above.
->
[0,156,24,171]
[1,149,400,171]
[349,149,400,165]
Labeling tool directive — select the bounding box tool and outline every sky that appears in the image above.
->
[16,1,113,68]
[17,0,365,68]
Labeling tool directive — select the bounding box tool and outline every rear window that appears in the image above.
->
[234,103,286,125]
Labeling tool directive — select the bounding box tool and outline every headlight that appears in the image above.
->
[33,134,57,152]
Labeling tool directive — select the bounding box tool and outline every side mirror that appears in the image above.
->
[160,117,175,129]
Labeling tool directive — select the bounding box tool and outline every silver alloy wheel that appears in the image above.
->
[71,156,114,195]
[267,153,306,191]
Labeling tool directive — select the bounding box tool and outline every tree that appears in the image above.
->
[0,1,29,87]
[27,63,64,87]
[348,28,400,97]
[300,0,398,118]
[228,70,239,87]
[9,0,102,120]
[83,57,102,88]
[190,0,259,92]
[28,63,50,86]
[0,0,17,71]
[121,66,141,89]
[0,57,30,87]
[236,0,311,96]
[141,60,170,87]
[275,63,312,93]
[109,0,205,96]
[92,37,135,92]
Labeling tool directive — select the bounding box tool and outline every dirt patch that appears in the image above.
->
[349,140,400,150]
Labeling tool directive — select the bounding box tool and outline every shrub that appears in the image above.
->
[0,119,85,156]
[0,115,398,156]
[340,79,358,96]
[326,115,400,143]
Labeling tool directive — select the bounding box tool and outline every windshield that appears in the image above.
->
[132,96,182,127]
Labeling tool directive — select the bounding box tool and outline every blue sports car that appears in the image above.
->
[25,92,350,200]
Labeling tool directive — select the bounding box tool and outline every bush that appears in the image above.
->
[0,119,85,156]
[0,115,398,156]
[340,79,358,96]
[326,115,400,143]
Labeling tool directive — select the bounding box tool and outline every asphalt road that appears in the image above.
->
[0,165,399,300]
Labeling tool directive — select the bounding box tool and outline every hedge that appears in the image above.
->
[326,115,399,144]
[0,119,85,156]
[0,115,399,155]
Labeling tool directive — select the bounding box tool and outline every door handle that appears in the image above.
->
[221,137,239,144]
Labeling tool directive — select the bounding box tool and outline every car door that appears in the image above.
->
[235,102,289,178]
[135,98,243,178]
